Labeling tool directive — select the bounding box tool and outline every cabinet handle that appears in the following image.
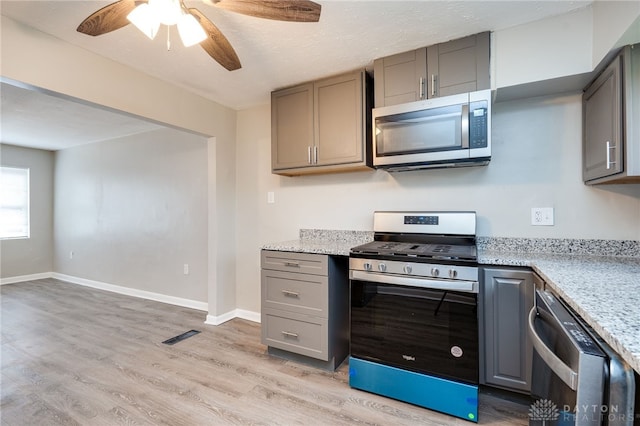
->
[606,140,616,169]
[281,331,299,339]
[431,74,436,97]
[314,146,318,164]
[284,262,300,268]
[282,289,300,298]
[307,146,312,164]
[419,77,425,99]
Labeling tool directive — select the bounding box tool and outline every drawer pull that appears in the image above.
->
[284,262,300,268]
[282,290,300,298]
[281,331,299,339]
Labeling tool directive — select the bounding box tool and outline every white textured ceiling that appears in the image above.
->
[0,82,164,150]
[1,0,592,150]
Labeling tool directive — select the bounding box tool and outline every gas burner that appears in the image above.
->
[350,241,477,263]
[349,211,478,265]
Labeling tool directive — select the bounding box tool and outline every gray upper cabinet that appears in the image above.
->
[271,83,314,171]
[271,70,372,176]
[427,32,490,98]
[373,32,490,108]
[481,267,534,393]
[373,48,427,107]
[314,73,365,166]
[583,54,623,182]
[583,44,640,185]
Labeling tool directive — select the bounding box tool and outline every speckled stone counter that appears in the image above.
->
[479,251,640,375]
[262,229,373,256]
[263,231,640,374]
[477,237,640,373]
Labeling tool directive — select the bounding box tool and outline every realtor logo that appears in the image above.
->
[529,399,560,424]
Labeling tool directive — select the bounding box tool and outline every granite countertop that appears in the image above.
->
[480,251,640,375]
[262,229,373,257]
[262,231,640,374]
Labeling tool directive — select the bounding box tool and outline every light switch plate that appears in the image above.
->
[531,207,554,226]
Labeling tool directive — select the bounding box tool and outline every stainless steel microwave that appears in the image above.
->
[372,89,491,171]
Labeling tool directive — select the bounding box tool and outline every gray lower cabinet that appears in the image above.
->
[260,250,349,370]
[271,70,372,176]
[373,32,490,107]
[583,44,640,184]
[481,267,534,393]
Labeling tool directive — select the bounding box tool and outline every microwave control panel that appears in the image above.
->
[469,100,488,149]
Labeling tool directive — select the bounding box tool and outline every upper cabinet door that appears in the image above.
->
[583,55,623,182]
[271,83,314,171]
[314,72,364,166]
[427,32,490,98]
[373,48,427,107]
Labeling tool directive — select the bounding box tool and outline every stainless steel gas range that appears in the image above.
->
[348,211,480,422]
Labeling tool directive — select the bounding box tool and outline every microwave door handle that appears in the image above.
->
[461,104,469,149]
[528,306,579,390]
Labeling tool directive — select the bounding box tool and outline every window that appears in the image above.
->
[0,167,30,239]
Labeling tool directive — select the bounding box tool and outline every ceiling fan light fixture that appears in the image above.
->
[127,3,160,40]
[177,14,207,47]
[148,0,182,26]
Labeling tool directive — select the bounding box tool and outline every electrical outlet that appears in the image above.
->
[183,264,189,275]
[531,208,554,226]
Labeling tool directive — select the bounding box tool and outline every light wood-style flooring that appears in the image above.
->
[1,279,530,425]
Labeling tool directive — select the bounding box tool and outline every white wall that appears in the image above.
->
[234,94,640,314]
[1,14,238,319]
[592,1,640,66]
[54,128,209,303]
[0,144,54,279]
[493,7,593,90]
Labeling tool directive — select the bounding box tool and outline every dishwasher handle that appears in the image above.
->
[528,306,578,390]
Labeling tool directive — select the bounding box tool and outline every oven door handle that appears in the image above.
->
[528,306,578,390]
[350,270,477,293]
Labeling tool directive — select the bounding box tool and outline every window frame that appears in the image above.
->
[0,166,31,240]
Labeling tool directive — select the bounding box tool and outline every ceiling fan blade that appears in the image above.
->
[211,0,321,22]
[77,0,137,36]
[188,8,242,71]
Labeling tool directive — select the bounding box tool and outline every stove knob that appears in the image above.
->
[378,263,387,272]
[363,262,372,271]
[449,269,458,279]
[431,268,440,277]
[403,265,413,274]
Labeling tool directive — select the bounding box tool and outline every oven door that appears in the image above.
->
[350,271,479,385]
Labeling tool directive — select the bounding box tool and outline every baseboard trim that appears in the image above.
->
[52,273,208,312]
[3,272,261,326]
[235,309,261,324]
[205,309,261,326]
[1,272,54,285]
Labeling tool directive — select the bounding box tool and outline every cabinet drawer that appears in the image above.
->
[262,308,328,361]
[262,269,328,317]
[261,250,328,275]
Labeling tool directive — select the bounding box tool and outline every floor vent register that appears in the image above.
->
[162,329,201,345]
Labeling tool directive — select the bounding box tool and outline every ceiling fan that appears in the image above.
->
[77,0,321,71]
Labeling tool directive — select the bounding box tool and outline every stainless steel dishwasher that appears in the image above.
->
[528,288,636,426]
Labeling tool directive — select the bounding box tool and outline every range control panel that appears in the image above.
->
[404,215,439,225]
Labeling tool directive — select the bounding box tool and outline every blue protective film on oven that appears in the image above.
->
[349,356,479,423]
